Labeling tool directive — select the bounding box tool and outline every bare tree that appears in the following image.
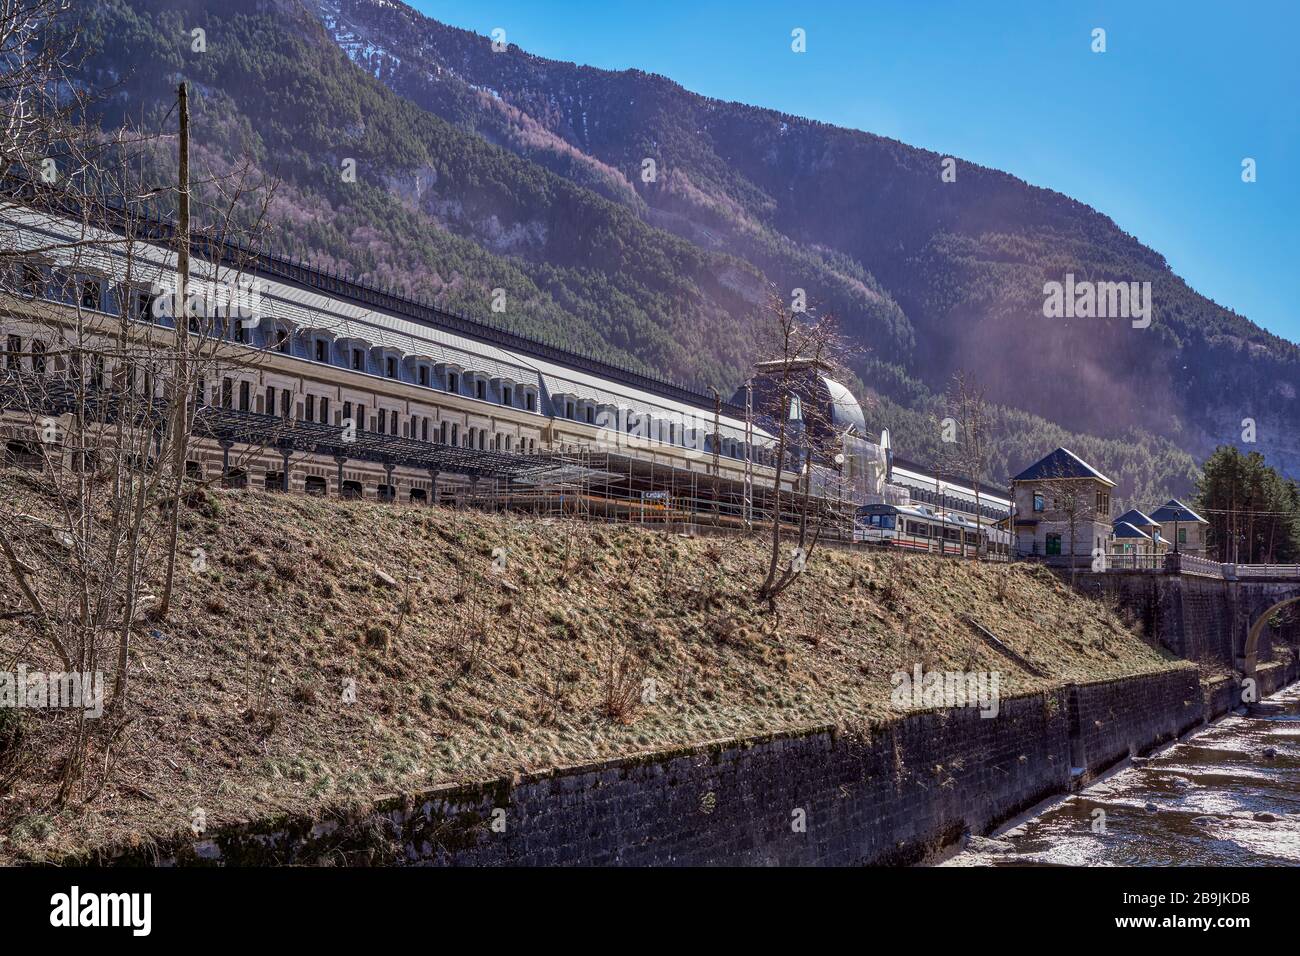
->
[0,4,273,806]
[752,286,856,610]
[943,370,994,558]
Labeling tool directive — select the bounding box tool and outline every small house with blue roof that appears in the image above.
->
[1147,499,1209,555]
[1112,508,1164,555]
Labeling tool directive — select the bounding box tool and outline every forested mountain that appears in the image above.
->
[68,0,1296,506]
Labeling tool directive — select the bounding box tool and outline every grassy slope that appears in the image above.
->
[0,473,1185,861]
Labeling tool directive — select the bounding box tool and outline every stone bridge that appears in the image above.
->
[1076,558,1300,697]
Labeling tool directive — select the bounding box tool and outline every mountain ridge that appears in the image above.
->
[65,0,1293,507]
[313,0,1298,453]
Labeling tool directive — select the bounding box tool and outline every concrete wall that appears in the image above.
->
[85,668,1248,868]
[1080,570,1300,673]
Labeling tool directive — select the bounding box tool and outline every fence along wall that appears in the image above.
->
[85,669,1214,867]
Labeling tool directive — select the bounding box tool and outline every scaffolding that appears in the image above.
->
[453,447,858,543]
[2,371,859,544]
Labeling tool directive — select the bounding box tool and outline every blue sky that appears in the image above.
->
[414,0,1298,343]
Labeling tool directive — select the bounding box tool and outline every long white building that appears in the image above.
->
[1,204,827,515]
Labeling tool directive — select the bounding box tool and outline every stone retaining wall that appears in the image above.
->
[88,666,1274,868]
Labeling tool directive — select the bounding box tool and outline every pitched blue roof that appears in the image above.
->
[1113,521,1151,540]
[1148,499,1208,524]
[1011,447,1115,486]
[1114,508,1158,528]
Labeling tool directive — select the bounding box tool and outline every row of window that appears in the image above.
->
[5,260,761,464]
[1030,489,1112,516]
[554,397,773,465]
[200,375,537,454]
[905,484,1009,522]
[6,262,543,412]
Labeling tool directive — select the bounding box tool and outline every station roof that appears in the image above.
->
[1114,508,1159,529]
[1113,521,1152,540]
[1011,447,1115,487]
[1148,499,1208,524]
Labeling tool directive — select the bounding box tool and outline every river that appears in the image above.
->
[942,684,1300,866]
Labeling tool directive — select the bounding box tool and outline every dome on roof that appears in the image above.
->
[819,375,867,435]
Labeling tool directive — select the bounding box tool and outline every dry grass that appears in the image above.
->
[0,473,1185,862]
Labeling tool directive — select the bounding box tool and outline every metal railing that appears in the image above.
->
[1103,549,1300,580]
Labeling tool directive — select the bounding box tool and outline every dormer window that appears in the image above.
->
[20,263,42,296]
[525,392,535,412]
[351,349,364,371]
[502,386,512,407]
[385,356,397,378]
[315,340,328,363]
[447,372,459,393]
[418,366,429,386]
[133,288,156,322]
[475,379,485,400]
[79,278,101,311]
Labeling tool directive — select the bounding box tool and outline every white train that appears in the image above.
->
[853,503,1012,560]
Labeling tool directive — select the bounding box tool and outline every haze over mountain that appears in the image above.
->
[71,0,1298,505]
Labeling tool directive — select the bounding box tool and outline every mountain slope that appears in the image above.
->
[76,0,788,391]
[310,0,1300,479]
[64,0,1252,504]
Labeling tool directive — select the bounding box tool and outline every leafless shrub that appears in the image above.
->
[600,635,645,725]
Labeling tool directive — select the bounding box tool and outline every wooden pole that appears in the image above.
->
[155,82,191,622]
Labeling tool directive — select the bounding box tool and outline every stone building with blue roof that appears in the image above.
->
[1009,447,1115,565]
[1146,499,1210,555]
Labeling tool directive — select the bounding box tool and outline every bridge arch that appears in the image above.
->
[1243,595,1300,677]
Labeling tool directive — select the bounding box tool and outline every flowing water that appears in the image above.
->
[943,684,1300,866]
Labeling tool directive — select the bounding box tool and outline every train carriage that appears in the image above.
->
[853,503,1010,560]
